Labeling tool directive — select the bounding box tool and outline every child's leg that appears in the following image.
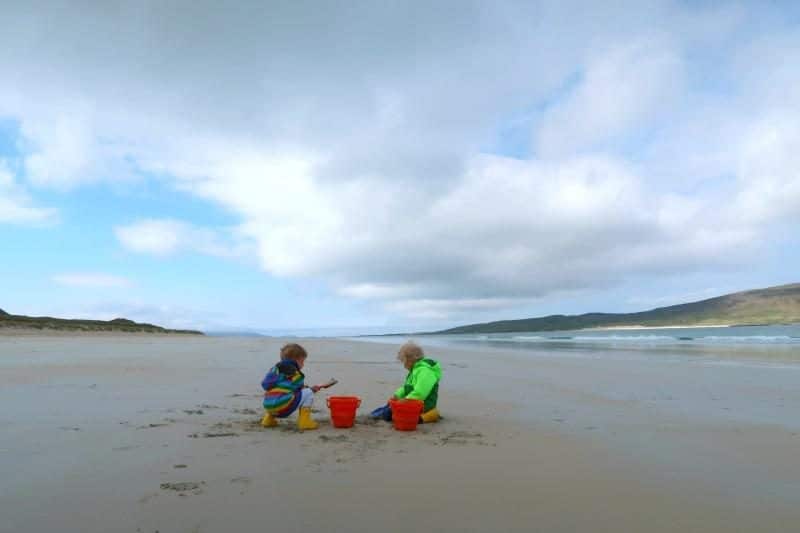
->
[299,387,314,407]
[420,407,440,423]
[296,388,318,430]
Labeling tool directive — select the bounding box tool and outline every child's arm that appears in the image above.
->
[261,371,275,391]
[310,378,337,393]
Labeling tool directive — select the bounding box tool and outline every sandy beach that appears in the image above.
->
[2,335,799,533]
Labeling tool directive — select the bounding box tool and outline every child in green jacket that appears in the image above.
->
[392,341,442,423]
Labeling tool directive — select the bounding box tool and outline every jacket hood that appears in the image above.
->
[415,358,442,379]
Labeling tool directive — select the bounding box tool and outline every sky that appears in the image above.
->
[1,1,799,333]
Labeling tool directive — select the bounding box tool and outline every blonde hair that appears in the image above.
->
[280,343,308,361]
[397,341,424,364]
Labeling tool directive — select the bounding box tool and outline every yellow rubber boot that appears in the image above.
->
[420,407,440,423]
[297,407,319,430]
[261,411,278,428]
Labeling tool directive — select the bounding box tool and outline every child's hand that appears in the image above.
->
[311,385,322,393]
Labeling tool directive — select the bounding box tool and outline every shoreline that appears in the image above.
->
[366,323,740,337]
[583,323,733,331]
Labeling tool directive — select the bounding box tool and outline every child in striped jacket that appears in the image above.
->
[261,343,322,430]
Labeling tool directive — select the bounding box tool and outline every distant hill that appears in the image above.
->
[436,283,800,334]
[0,309,203,335]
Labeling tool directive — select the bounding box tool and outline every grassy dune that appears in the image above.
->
[0,309,202,335]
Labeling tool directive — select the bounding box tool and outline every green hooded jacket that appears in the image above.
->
[393,358,442,412]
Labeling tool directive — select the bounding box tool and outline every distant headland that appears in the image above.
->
[434,283,800,334]
[0,308,203,335]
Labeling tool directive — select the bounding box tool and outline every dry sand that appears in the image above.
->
[1,335,799,533]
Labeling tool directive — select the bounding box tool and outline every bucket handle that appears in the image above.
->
[326,398,362,408]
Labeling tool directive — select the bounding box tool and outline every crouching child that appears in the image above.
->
[261,343,321,430]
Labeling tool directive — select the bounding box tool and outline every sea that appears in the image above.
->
[356,324,800,365]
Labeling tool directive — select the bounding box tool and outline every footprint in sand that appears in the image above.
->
[230,476,252,495]
[137,423,170,429]
[439,431,487,446]
[188,432,239,438]
[232,408,258,415]
[160,481,205,495]
[318,434,350,443]
[112,445,141,452]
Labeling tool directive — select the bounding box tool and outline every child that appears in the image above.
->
[389,341,442,423]
[261,343,321,430]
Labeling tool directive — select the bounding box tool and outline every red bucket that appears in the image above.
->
[389,399,424,431]
[326,396,361,428]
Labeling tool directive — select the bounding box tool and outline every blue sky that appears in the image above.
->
[0,119,380,330]
[1,1,799,333]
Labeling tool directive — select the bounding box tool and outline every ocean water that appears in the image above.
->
[357,324,800,365]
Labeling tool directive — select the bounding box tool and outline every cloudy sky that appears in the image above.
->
[1,1,799,333]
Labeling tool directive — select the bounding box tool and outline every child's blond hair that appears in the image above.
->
[280,343,308,361]
[397,341,424,364]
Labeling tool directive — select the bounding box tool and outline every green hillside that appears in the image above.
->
[436,283,800,334]
[0,309,203,335]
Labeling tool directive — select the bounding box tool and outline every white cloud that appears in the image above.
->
[338,283,415,301]
[0,160,56,225]
[535,37,685,159]
[733,112,800,224]
[24,114,95,188]
[115,218,249,258]
[115,219,186,255]
[52,273,132,289]
[2,2,799,320]
[386,297,524,321]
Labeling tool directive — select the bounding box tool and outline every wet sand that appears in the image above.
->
[1,335,799,532]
